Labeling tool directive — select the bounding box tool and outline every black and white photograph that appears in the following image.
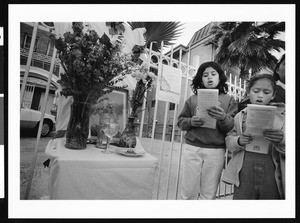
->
[7,3,296,220]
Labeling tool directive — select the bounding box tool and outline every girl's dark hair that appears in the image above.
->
[191,61,228,95]
[273,54,285,81]
[247,73,277,93]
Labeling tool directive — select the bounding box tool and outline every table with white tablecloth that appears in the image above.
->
[45,138,158,200]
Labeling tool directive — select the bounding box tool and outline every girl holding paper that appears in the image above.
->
[238,54,285,111]
[177,61,238,200]
[222,74,285,199]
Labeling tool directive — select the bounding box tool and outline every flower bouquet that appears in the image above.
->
[53,22,135,150]
[118,62,157,148]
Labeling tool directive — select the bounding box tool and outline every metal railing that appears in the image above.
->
[20,48,60,77]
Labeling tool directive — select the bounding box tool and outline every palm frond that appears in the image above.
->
[227,31,255,53]
[258,22,285,38]
[230,22,254,40]
[128,22,184,51]
[211,21,285,79]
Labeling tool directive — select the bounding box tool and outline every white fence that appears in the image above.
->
[227,73,247,102]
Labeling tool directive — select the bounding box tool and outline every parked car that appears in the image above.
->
[20,107,56,137]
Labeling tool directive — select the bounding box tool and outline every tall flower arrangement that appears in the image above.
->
[54,22,135,104]
[53,22,157,149]
[53,22,136,149]
[130,63,157,118]
[118,62,157,148]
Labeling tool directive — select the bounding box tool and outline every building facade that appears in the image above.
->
[20,22,60,114]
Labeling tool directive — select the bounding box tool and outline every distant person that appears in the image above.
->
[272,54,285,103]
[53,84,73,138]
[177,61,238,200]
[222,74,285,199]
[43,83,72,168]
[271,53,286,198]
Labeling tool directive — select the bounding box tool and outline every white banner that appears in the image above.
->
[156,64,182,104]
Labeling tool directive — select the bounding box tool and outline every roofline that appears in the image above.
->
[187,22,215,47]
[164,44,189,56]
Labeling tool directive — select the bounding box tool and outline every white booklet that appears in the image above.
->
[197,89,219,129]
[245,104,277,154]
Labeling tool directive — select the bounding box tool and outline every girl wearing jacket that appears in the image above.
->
[177,61,238,199]
[222,74,285,199]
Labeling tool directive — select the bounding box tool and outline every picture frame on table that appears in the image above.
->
[89,87,129,139]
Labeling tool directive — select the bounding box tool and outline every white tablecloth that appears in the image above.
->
[45,139,158,200]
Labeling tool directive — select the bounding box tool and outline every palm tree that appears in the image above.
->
[204,22,285,79]
[128,22,184,52]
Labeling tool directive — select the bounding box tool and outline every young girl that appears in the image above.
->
[238,54,285,111]
[222,74,285,199]
[177,61,238,200]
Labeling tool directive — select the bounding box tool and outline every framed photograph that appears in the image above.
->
[89,88,128,136]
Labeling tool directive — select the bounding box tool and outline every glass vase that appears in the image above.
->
[65,100,91,150]
[118,117,137,148]
[96,129,108,149]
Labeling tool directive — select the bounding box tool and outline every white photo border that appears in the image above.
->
[9,4,295,219]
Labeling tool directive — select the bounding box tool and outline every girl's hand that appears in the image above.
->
[238,133,253,146]
[190,116,205,127]
[263,129,284,144]
[207,105,227,121]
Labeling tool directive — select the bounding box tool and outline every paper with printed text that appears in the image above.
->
[197,89,219,129]
[245,104,277,154]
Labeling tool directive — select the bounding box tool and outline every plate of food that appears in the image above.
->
[116,148,145,157]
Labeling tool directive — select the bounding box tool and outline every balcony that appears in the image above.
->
[20,48,60,77]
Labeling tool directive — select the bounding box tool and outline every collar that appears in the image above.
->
[269,102,285,115]
[277,81,285,90]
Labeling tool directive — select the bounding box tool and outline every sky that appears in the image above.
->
[172,22,209,46]
[163,22,208,53]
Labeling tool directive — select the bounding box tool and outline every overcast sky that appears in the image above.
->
[162,22,208,54]
[172,22,209,46]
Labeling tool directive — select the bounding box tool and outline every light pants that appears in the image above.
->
[180,144,225,200]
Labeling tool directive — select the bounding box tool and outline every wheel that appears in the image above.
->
[41,120,52,137]
[35,120,52,137]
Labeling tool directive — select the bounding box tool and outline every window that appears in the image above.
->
[151,100,156,107]
[23,34,38,51]
[47,42,59,58]
[169,102,175,111]
[46,42,55,56]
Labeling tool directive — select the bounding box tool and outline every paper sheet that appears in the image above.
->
[197,89,219,129]
[245,104,277,154]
